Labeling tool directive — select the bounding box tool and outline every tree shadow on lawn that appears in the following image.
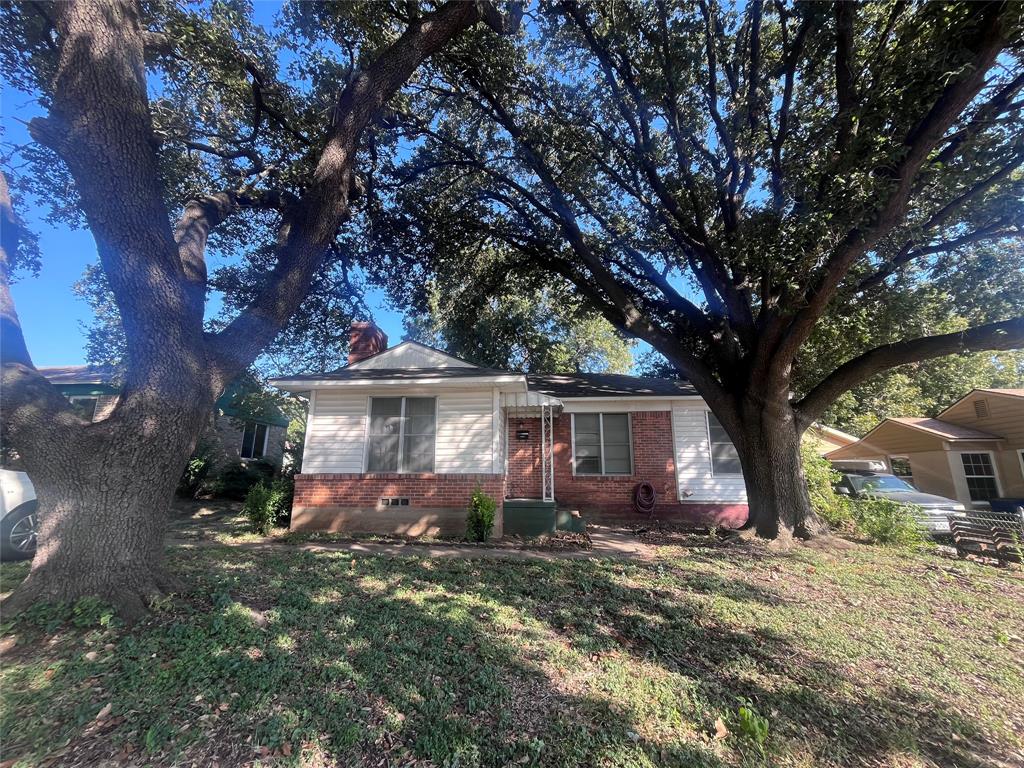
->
[1,546,1013,768]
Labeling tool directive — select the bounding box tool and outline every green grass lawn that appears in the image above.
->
[2,535,1022,767]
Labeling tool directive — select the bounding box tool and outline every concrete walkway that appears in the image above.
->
[169,502,655,562]
[169,529,653,562]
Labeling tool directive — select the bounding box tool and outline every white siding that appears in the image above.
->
[349,342,473,369]
[303,391,368,473]
[671,401,747,502]
[436,391,495,473]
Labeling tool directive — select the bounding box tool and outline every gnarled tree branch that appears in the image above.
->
[796,316,1024,423]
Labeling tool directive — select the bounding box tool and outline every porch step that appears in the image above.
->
[556,508,587,534]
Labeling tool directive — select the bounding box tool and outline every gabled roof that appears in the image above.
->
[271,341,701,399]
[883,417,999,440]
[38,364,116,385]
[526,372,698,399]
[275,366,518,383]
[809,423,858,445]
[346,340,475,370]
[976,388,1024,398]
[937,387,1024,419]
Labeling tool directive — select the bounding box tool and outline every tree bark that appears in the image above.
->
[2,383,213,621]
[731,391,821,540]
[1,0,518,619]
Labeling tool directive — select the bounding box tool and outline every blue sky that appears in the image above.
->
[0,1,407,370]
[2,2,649,373]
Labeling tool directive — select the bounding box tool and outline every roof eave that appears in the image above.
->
[270,374,528,392]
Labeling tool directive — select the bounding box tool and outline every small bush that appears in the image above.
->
[850,498,926,547]
[244,482,276,535]
[800,440,853,529]
[466,485,497,542]
[268,475,294,526]
[214,460,275,500]
[243,476,293,535]
[176,441,215,498]
[734,699,770,754]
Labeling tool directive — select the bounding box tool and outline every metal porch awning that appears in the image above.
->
[501,391,563,503]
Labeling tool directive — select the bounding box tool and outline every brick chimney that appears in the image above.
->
[348,320,388,365]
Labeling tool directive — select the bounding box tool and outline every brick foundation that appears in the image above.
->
[506,413,748,528]
[292,473,505,537]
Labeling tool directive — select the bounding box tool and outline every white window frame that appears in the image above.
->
[240,420,269,460]
[364,396,437,474]
[957,450,1002,502]
[67,395,99,420]
[570,412,633,476]
[705,411,742,477]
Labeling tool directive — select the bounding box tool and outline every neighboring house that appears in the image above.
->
[40,365,290,469]
[806,423,858,455]
[270,321,750,537]
[827,388,1024,508]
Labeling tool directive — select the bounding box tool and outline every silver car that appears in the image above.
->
[1,469,38,559]
[834,470,967,535]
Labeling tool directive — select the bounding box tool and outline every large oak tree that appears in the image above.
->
[0,0,519,617]
[368,0,1024,538]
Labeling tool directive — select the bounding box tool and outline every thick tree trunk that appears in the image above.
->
[734,394,822,540]
[2,387,212,621]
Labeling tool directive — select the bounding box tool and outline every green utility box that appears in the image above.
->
[503,498,557,536]
[503,499,586,537]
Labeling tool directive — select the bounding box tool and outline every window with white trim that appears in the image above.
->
[707,412,742,475]
[240,421,268,459]
[366,397,436,473]
[572,413,632,475]
[67,395,99,421]
[960,452,998,502]
[889,456,913,482]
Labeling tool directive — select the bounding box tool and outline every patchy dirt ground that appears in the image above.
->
[2,524,1022,768]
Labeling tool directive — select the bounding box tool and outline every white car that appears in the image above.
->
[1,469,37,560]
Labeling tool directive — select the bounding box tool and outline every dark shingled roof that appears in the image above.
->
[273,366,518,383]
[38,365,116,385]
[526,372,697,399]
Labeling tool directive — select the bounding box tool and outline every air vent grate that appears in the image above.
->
[379,497,410,507]
[973,399,990,418]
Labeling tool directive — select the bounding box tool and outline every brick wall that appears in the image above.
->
[295,473,503,507]
[508,413,747,527]
[293,473,505,536]
[506,417,544,498]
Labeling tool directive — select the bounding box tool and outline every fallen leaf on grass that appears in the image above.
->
[96,703,112,721]
[714,717,729,740]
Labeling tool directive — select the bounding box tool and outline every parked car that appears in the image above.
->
[1,469,38,560]
[831,462,966,535]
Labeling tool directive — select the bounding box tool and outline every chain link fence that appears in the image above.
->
[949,505,1024,565]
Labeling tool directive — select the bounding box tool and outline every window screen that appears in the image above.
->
[572,413,631,475]
[68,396,99,421]
[367,398,403,472]
[367,397,436,473]
[573,414,602,475]
[241,422,268,459]
[402,397,436,473]
[960,453,998,502]
[707,413,742,475]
